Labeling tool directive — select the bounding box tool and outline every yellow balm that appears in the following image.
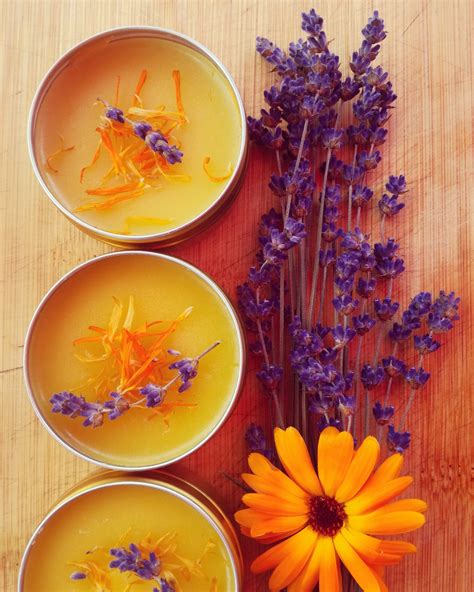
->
[24,252,244,468]
[30,29,246,244]
[20,477,241,591]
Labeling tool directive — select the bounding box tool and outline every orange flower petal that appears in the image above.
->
[268,526,317,591]
[345,476,414,515]
[318,428,354,496]
[335,435,380,502]
[374,498,427,513]
[318,537,341,592]
[274,427,323,496]
[251,515,309,538]
[333,532,381,592]
[348,510,425,535]
[242,473,308,504]
[247,453,308,499]
[242,493,308,516]
[251,526,313,574]
[378,540,417,555]
[346,453,403,507]
[287,534,322,592]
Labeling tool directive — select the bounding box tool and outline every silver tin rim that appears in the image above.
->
[18,477,241,591]
[27,26,248,246]
[23,251,246,470]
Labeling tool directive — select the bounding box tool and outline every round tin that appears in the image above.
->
[23,251,246,470]
[27,27,248,248]
[18,470,243,591]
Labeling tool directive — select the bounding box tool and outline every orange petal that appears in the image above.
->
[242,493,308,516]
[287,534,322,592]
[274,427,323,496]
[374,498,427,513]
[340,527,401,566]
[378,540,417,555]
[251,515,309,538]
[318,428,354,496]
[333,532,381,591]
[247,453,308,499]
[345,476,414,515]
[251,527,312,574]
[242,473,309,504]
[318,537,341,592]
[268,527,317,591]
[348,510,425,535]
[335,436,380,502]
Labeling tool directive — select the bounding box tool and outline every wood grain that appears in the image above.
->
[1,1,472,590]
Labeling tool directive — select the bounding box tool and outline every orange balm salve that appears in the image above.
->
[35,35,242,236]
[22,484,237,591]
[26,254,243,467]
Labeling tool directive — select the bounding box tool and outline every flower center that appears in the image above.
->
[308,495,347,536]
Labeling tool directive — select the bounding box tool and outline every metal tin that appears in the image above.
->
[23,251,246,470]
[27,26,248,248]
[18,470,243,591]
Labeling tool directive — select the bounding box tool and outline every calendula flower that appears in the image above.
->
[235,427,426,592]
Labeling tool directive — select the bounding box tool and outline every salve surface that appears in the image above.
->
[27,255,242,467]
[35,35,242,236]
[22,484,236,591]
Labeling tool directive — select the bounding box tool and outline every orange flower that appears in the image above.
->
[235,427,426,592]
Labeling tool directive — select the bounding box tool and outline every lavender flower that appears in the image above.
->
[245,424,273,459]
[169,357,198,393]
[145,132,183,164]
[50,391,87,418]
[361,364,384,390]
[140,383,165,407]
[105,106,125,123]
[382,355,406,377]
[103,392,130,419]
[352,314,376,335]
[374,297,399,321]
[257,364,283,391]
[404,367,430,389]
[109,544,160,579]
[372,401,394,425]
[387,425,411,453]
[414,334,441,355]
[70,572,87,580]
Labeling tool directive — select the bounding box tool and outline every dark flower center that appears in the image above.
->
[308,495,347,536]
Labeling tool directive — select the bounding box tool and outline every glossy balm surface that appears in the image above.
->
[34,35,242,236]
[22,484,236,591]
[26,254,242,467]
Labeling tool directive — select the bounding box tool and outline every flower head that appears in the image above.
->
[387,425,411,453]
[236,427,426,592]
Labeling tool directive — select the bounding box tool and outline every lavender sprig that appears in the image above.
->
[49,342,220,427]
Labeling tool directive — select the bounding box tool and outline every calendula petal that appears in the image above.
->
[242,473,309,504]
[319,537,341,592]
[318,428,354,496]
[274,427,323,495]
[251,526,312,574]
[375,498,428,513]
[251,514,309,538]
[333,532,381,592]
[287,534,321,592]
[247,453,308,499]
[378,540,417,555]
[335,436,380,502]
[242,493,308,516]
[345,476,414,515]
[348,510,426,535]
[268,526,317,591]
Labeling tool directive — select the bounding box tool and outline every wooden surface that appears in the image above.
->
[1,1,472,590]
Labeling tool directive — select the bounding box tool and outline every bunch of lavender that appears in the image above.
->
[238,8,460,459]
[71,543,175,591]
[99,99,183,164]
[49,341,220,427]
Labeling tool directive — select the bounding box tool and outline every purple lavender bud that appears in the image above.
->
[332,324,356,349]
[334,277,354,296]
[247,116,267,144]
[327,156,345,180]
[335,251,361,279]
[156,579,175,592]
[133,121,152,140]
[404,367,430,390]
[352,313,376,335]
[260,107,281,128]
[256,37,286,66]
[365,66,389,90]
[318,416,342,432]
[361,364,384,390]
[50,392,87,418]
[284,217,307,246]
[105,106,125,123]
[387,425,411,453]
[402,310,422,331]
[414,334,441,355]
[257,364,283,391]
[343,164,364,184]
[333,295,359,315]
[341,228,369,251]
[362,11,387,44]
[70,572,87,580]
[382,355,406,377]
[319,347,338,363]
[378,193,405,217]
[322,222,342,243]
[374,297,399,321]
[322,128,344,150]
[81,402,105,428]
[376,257,405,279]
[389,322,412,343]
[340,77,361,101]
[386,174,407,195]
[103,392,130,419]
[338,395,356,417]
[325,185,342,206]
[428,291,460,333]
[140,383,165,407]
[301,8,324,36]
[245,424,273,459]
[357,149,381,171]
[320,248,336,267]
[372,401,394,425]
[169,357,199,393]
[352,184,373,207]
[356,277,376,299]
[309,393,334,414]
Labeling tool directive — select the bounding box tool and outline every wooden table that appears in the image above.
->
[1,1,472,590]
